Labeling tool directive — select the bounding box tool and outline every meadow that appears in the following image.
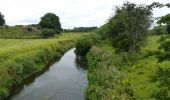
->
[0,26,42,39]
[0,32,90,99]
[85,35,170,99]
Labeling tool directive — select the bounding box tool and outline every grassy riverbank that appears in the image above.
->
[0,32,90,99]
[86,35,170,99]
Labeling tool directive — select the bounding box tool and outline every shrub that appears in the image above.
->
[42,29,56,37]
[151,67,170,99]
[75,34,101,56]
[158,40,170,61]
[75,38,93,56]
[159,40,170,52]
[27,27,33,32]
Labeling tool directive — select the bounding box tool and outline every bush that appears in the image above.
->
[159,40,170,52]
[75,34,101,56]
[158,40,170,61]
[75,38,93,56]
[151,67,170,99]
[27,27,33,32]
[42,29,56,37]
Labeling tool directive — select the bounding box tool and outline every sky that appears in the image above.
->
[0,0,169,29]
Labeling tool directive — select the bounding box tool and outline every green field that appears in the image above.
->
[0,32,90,99]
[86,35,170,99]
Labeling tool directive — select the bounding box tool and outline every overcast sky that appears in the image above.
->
[0,0,169,28]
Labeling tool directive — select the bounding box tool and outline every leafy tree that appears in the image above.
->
[0,12,5,26]
[149,25,168,35]
[39,13,61,34]
[105,2,152,53]
[157,14,170,34]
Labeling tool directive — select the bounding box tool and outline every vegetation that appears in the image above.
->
[0,26,42,39]
[0,1,170,100]
[39,13,61,34]
[0,33,90,99]
[149,25,168,35]
[85,35,170,99]
[64,27,97,32]
[99,2,152,53]
[157,13,170,34]
[77,2,170,100]
[0,12,5,26]
[86,43,135,100]
[42,28,56,37]
[75,33,101,56]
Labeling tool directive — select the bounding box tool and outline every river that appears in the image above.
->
[9,48,88,100]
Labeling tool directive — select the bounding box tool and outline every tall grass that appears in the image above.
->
[0,33,90,99]
[85,35,170,99]
[86,46,134,100]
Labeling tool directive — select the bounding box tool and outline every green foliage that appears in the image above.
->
[158,40,170,61]
[86,46,135,100]
[0,26,42,39]
[159,40,170,52]
[42,29,56,37]
[152,87,169,100]
[75,34,101,56]
[167,24,170,34]
[27,26,33,32]
[151,66,170,100]
[0,33,89,99]
[149,25,168,35]
[157,13,170,34]
[39,13,61,34]
[97,23,110,39]
[64,27,97,32]
[157,14,170,25]
[0,12,5,26]
[75,38,93,56]
[100,2,152,53]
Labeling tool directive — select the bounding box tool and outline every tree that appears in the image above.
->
[106,2,152,53]
[157,14,170,34]
[0,12,5,26]
[39,13,61,34]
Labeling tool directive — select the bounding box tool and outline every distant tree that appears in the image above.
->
[39,13,61,34]
[157,14,170,34]
[63,27,97,32]
[149,25,168,35]
[0,12,5,26]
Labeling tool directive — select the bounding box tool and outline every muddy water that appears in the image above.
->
[9,48,88,100]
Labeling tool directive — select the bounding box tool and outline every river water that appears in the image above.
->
[9,48,88,100]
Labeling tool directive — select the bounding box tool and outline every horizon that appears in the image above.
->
[0,0,169,28]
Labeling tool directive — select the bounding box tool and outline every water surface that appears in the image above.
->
[9,48,88,100]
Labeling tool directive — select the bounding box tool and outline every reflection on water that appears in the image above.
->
[9,48,88,100]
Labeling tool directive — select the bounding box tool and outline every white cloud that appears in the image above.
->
[0,0,169,28]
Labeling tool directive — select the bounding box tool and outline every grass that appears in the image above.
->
[86,41,134,100]
[86,35,170,100]
[127,35,170,99]
[0,26,42,39]
[0,32,91,99]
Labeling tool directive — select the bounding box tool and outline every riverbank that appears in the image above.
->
[8,48,88,100]
[0,33,90,99]
[85,35,170,99]
[86,41,134,100]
